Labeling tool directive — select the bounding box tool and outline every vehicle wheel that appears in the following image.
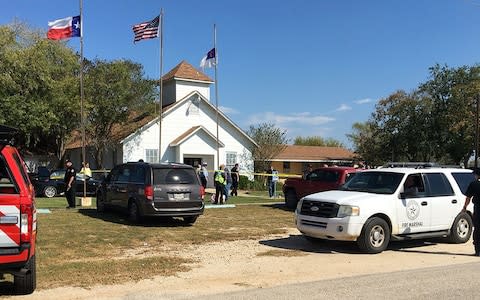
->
[96,192,106,213]
[14,255,36,295]
[447,212,472,244]
[128,200,142,223]
[43,186,57,198]
[183,216,198,225]
[285,189,298,209]
[357,217,390,254]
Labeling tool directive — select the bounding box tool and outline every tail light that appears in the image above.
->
[20,204,33,243]
[200,186,205,200]
[144,185,154,201]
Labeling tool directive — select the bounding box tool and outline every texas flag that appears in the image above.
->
[47,16,81,40]
[200,48,216,69]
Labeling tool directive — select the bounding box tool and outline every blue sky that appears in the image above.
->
[3,1,480,148]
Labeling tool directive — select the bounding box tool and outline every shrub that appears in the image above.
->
[239,175,265,191]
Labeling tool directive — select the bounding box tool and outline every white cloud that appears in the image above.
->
[354,98,373,104]
[219,106,239,114]
[336,104,351,112]
[246,112,335,127]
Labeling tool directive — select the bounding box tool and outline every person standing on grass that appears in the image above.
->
[64,159,76,209]
[80,162,92,178]
[267,165,277,198]
[223,166,232,202]
[213,164,226,204]
[199,162,208,189]
[230,163,240,196]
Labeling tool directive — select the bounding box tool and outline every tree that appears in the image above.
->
[349,64,480,166]
[294,136,344,147]
[0,23,79,161]
[347,121,385,166]
[84,59,156,168]
[348,90,435,165]
[246,123,289,172]
[419,64,480,164]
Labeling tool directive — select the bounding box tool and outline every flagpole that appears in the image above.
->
[158,9,164,163]
[214,24,219,168]
[80,0,86,199]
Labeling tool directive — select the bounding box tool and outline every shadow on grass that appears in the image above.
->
[77,208,196,228]
[259,234,468,255]
[260,202,293,212]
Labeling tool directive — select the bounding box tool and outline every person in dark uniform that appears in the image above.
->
[64,159,77,208]
[230,163,239,196]
[463,168,480,256]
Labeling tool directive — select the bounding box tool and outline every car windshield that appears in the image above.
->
[340,171,403,194]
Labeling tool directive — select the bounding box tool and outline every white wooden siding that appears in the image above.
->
[122,93,254,176]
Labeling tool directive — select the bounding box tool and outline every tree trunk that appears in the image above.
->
[94,146,104,169]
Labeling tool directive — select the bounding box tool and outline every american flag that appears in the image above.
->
[132,16,159,43]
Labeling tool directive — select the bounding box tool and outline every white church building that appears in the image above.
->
[66,61,257,178]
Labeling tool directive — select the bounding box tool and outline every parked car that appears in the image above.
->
[96,161,205,224]
[32,169,101,198]
[283,166,358,209]
[0,125,36,294]
[295,165,475,253]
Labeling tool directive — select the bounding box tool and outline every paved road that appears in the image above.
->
[184,262,480,300]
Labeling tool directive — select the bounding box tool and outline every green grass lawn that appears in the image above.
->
[35,197,70,209]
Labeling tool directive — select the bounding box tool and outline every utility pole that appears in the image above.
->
[475,94,479,168]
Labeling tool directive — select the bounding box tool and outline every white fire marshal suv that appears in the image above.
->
[295,164,475,253]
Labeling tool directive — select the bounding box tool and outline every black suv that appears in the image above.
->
[96,162,205,224]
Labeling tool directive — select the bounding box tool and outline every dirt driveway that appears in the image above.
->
[14,229,479,299]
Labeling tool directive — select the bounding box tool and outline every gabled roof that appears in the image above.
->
[162,60,213,83]
[65,111,157,150]
[121,90,258,147]
[169,125,225,147]
[271,145,356,162]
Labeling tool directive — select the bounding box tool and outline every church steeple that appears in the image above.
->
[161,61,213,107]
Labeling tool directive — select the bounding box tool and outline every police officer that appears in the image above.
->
[463,168,480,256]
[64,159,77,209]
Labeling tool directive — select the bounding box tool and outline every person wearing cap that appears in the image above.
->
[464,168,480,256]
[64,159,77,209]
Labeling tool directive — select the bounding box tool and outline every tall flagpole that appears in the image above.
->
[214,24,219,168]
[80,0,86,199]
[158,9,164,163]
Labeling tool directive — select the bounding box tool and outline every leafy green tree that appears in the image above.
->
[294,136,344,147]
[84,59,156,168]
[347,121,385,166]
[419,64,480,164]
[349,64,480,166]
[246,123,288,172]
[0,23,79,161]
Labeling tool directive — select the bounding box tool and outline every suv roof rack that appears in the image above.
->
[382,162,439,169]
[0,125,17,145]
[382,162,463,169]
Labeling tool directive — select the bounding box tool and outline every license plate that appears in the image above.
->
[174,193,185,200]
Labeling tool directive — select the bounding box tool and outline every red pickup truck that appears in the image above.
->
[0,125,37,294]
[283,166,358,209]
